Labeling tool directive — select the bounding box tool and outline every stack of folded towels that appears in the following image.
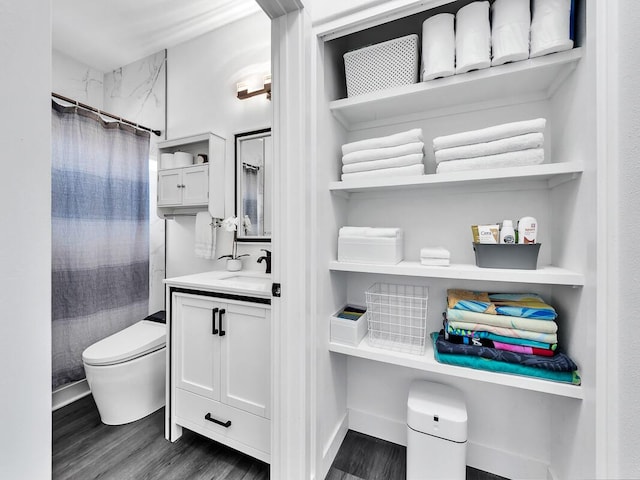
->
[431,289,581,385]
[340,128,425,181]
[433,118,546,174]
[420,246,450,266]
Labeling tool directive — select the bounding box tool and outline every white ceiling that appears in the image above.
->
[52,0,262,72]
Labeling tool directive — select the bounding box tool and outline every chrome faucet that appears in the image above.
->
[257,249,271,274]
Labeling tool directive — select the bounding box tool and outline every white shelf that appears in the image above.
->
[330,48,583,130]
[329,334,583,399]
[329,260,584,286]
[330,162,583,195]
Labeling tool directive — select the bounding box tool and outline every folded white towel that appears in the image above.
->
[420,246,451,259]
[435,133,544,164]
[195,211,216,260]
[491,0,531,67]
[530,0,574,58]
[341,163,424,181]
[342,142,424,165]
[339,226,402,238]
[433,118,546,151]
[342,153,424,174]
[455,1,492,74]
[435,148,544,173]
[341,128,423,156]
[421,13,455,81]
[420,258,450,266]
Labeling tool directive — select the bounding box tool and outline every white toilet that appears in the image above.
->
[82,319,167,425]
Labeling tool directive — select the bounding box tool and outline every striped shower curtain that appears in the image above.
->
[51,102,150,390]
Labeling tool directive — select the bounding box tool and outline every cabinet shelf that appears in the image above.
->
[330,162,583,195]
[330,48,582,130]
[329,334,583,399]
[329,260,584,286]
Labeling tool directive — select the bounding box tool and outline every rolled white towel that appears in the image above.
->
[420,246,451,259]
[455,1,491,74]
[341,163,424,181]
[491,0,531,67]
[342,141,424,165]
[435,133,543,164]
[341,128,423,156]
[433,118,546,151]
[339,226,402,238]
[421,13,455,81]
[342,153,424,174]
[435,148,544,173]
[530,0,574,58]
[421,258,450,266]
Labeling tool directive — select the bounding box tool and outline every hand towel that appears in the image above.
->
[455,1,491,74]
[342,153,424,174]
[339,226,402,238]
[435,148,544,173]
[420,246,451,259]
[433,118,546,151]
[530,0,574,58]
[342,141,424,165]
[195,211,216,260]
[435,132,544,163]
[448,289,557,319]
[420,258,450,266]
[341,128,423,156]
[446,320,558,344]
[491,0,531,67]
[341,163,424,181]
[447,308,558,334]
[421,13,455,81]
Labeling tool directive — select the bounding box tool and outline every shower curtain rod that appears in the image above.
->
[52,92,162,137]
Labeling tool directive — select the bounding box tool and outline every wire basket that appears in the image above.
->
[365,283,429,355]
[343,34,419,97]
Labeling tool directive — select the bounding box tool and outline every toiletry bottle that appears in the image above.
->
[517,216,538,244]
[500,220,516,244]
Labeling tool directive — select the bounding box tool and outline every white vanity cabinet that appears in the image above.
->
[168,290,271,463]
[157,132,225,218]
[158,164,209,207]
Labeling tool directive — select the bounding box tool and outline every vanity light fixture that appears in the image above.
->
[237,74,271,100]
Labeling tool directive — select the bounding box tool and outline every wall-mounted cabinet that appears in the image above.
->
[157,132,225,218]
[312,0,595,478]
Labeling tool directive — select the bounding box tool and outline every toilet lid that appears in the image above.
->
[82,320,166,366]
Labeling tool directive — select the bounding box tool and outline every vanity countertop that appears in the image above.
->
[164,271,272,299]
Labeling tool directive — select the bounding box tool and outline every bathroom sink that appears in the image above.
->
[217,274,271,291]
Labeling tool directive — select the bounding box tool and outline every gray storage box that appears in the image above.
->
[473,243,541,270]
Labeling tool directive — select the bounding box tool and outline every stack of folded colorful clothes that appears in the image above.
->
[433,118,546,174]
[431,288,581,385]
[340,128,425,181]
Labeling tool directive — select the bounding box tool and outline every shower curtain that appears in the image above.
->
[51,102,150,390]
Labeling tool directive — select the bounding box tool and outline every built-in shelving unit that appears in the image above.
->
[328,335,583,399]
[330,48,583,130]
[329,260,584,286]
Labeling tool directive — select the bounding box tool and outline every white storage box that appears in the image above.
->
[344,34,419,97]
[338,234,403,265]
[330,306,368,346]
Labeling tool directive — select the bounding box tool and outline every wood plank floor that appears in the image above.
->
[53,395,508,479]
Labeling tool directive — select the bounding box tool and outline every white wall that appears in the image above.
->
[52,49,104,108]
[617,1,640,476]
[0,0,52,478]
[165,11,272,278]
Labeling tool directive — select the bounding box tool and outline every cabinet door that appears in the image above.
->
[182,165,209,205]
[174,294,222,401]
[158,169,182,206]
[219,302,271,418]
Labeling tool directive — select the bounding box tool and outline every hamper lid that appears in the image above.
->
[82,320,166,366]
[407,380,467,442]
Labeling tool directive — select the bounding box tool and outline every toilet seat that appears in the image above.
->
[82,320,166,367]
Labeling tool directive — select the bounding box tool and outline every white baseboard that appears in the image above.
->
[52,379,91,411]
[347,408,551,480]
[320,412,349,480]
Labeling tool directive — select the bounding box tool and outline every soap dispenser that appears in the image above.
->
[500,220,516,244]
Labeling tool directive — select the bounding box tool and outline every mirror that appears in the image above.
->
[235,128,272,241]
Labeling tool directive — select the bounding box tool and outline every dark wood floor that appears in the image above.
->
[53,395,507,480]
